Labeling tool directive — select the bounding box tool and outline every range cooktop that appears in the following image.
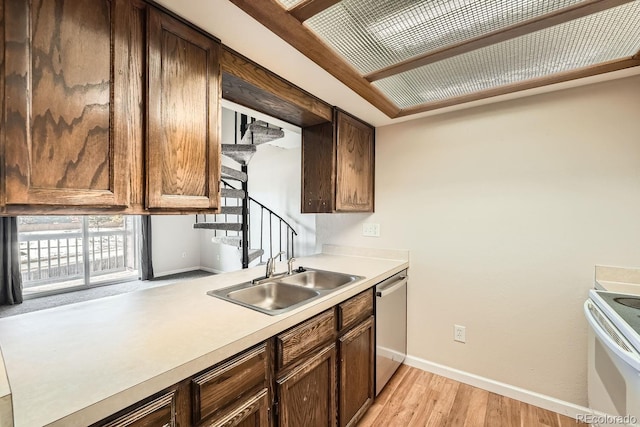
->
[591,290,640,351]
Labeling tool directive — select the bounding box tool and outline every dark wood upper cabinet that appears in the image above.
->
[302,109,374,213]
[146,7,221,210]
[335,111,374,212]
[3,0,130,207]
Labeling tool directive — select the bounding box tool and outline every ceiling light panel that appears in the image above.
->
[372,2,640,108]
[306,0,586,75]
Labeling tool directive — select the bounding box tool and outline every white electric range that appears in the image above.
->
[585,278,640,427]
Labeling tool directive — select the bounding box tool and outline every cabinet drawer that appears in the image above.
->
[338,289,373,331]
[97,391,176,427]
[192,343,268,425]
[276,309,335,369]
[204,388,270,427]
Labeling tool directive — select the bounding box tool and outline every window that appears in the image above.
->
[18,216,141,297]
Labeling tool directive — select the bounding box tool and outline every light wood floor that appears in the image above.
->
[358,365,585,427]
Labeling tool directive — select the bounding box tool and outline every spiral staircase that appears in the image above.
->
[194,114,297,268]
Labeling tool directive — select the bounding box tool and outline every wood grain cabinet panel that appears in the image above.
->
[204,389,270,427]
[301,109,374,213]
[301,121,335,213]
[147,7,221,210]
[276,343,337,427]
[335,111,374,212]
[338,316,374,427]
[192,343,268,426]
[92,378,193,427]
[338,289,373,332]
[3,0,130,207]
[276,309,335,370]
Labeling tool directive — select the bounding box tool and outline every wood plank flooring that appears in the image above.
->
[358,365,585,427]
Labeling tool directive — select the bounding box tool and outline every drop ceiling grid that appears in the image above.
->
[305,0,586,75]
[371,3,640,108]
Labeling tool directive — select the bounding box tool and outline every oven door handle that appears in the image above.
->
[584,300,640,372]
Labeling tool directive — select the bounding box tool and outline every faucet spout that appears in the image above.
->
[266,251,285,278]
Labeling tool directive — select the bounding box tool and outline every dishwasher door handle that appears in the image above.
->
[376,277,407,298]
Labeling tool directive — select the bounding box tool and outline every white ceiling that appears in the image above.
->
[156,0,640,127]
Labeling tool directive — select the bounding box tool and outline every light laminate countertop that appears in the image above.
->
[594,265,640,295]
[0,245,408,427]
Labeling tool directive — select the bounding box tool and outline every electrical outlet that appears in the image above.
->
[362,223,380,237]
[454,325,466,343]
[181,251,187,258]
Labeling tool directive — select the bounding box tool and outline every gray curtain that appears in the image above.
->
[1,217,23,305]
[140,216,154,280]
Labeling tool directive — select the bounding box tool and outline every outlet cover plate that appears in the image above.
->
[454,325,466,343]
[362,223,380,237]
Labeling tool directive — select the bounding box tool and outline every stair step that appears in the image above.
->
[241,121,285,145]
[221,188,246,199]
[211,236,242,247]
[193,222,242,231]
[222,144,257,165]
[221,166,248,182]
[248,248,264,263]
[220,206,243,216]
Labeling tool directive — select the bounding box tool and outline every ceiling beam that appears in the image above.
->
[289,0,340,22]
[229,0,401,119]
[366,0,634,82]
[397,58,640,117]
[220,46,334,127]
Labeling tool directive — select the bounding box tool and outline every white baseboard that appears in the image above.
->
[378,346,406,362]
[404,355,592,419]
[199,266,224,274]
[153,267,222,279]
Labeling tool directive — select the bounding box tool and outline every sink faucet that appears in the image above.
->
[265,251,285,278]
[287,257,296,275]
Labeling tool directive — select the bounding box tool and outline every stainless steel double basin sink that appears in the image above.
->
[207,268,363,315]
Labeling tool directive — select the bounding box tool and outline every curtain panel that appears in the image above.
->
[140,216,154,281]
[0,217,23,305]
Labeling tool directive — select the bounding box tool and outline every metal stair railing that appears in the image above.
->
[196,179,297,268]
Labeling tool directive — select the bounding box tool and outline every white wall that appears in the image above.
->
[151,215,201,277]
[315,75,640,406]
[248,143,316,259]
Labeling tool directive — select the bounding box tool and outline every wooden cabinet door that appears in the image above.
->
[338,317,374,427]
[335,111,374,212]
[301,121,335,213]
[3,0,130,207]
[277,343,337,427]
[147,8,221,210]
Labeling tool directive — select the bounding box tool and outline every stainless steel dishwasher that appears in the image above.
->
[375,270,408,395]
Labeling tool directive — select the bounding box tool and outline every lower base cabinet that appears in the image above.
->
[276,344,337,427]
[339,317,375,427]
[92,288,377,427]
